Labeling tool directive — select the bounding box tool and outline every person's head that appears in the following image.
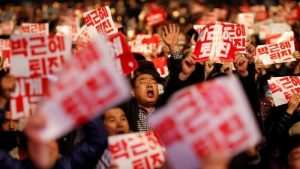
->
[102,107,130,136]
[131,61,164,109]
[0,71,16,100]
[281,135,300,169]
[2,111,19,132]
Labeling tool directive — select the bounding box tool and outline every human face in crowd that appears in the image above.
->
[133,74,159,109]
[1,74,16,99]
[288,147,300,169]
[2,111,19,131]
[103,108,130,136]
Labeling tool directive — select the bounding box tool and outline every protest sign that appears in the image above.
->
[257,41,295,65]
[145,9,167,27]
[108,32,138,75]
[194,22,246,62]
[109,132,166,169]
[152,57,169,78]
[259,23,292,41]
[38,35,131,141]
[150,76,261,169]
[266,31,294,44]
[10,34,72,77]
[83,6,118,36]
[128,34,161,55]
[21,23,49,35]
[10,77,49,119]
[0,39,11,69]
[268,76,300,106]
[75,27,138,75]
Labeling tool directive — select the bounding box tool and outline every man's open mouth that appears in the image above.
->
[147,89,154,98]
[117,130,125,134]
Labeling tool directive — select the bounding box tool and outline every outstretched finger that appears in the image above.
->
[168,24,173,34]
[164,26,169,36]
[176,25,180,35]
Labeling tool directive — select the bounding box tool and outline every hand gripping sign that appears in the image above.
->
[109,132,166,169]
[149,75,261,169]
[38,35,131,141]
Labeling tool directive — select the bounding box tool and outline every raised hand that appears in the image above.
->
[293,51,300,60]
[161,23,180,52]
[234,52,249,77]
[25,113,59,169]
[221,62,233,75]
[204,60,215,79]
[287,94,300,114]
[179,53,197,81]
[245,42,256,63]
[255,59,266,75]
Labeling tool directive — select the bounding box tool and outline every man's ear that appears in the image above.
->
[131,90,135,98]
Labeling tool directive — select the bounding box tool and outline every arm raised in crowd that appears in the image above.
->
[245,39,256,63]
[266,94,300,142]
[234,52,260,114]
[56,117,108,169]
[178,53,197,81]
[161,24,180,54]
[161,23,183,75]
[24,113,108,169]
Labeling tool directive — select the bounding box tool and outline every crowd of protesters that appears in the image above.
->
[1,0,300,169]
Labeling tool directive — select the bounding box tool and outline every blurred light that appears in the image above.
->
[138,11,146,21]
[56,26,71,36]
[179,17,186,24]
[75,9,81,16]
[172,10,179,18]
[127,29,135,39]
[95,4,100,8]
[52,2,60,9]
[117,16,122,22]
[111,8,116,15]
[42,4,48,11]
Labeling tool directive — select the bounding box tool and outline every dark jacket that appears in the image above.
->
[0,109,108,169]
[265,105,298,146]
